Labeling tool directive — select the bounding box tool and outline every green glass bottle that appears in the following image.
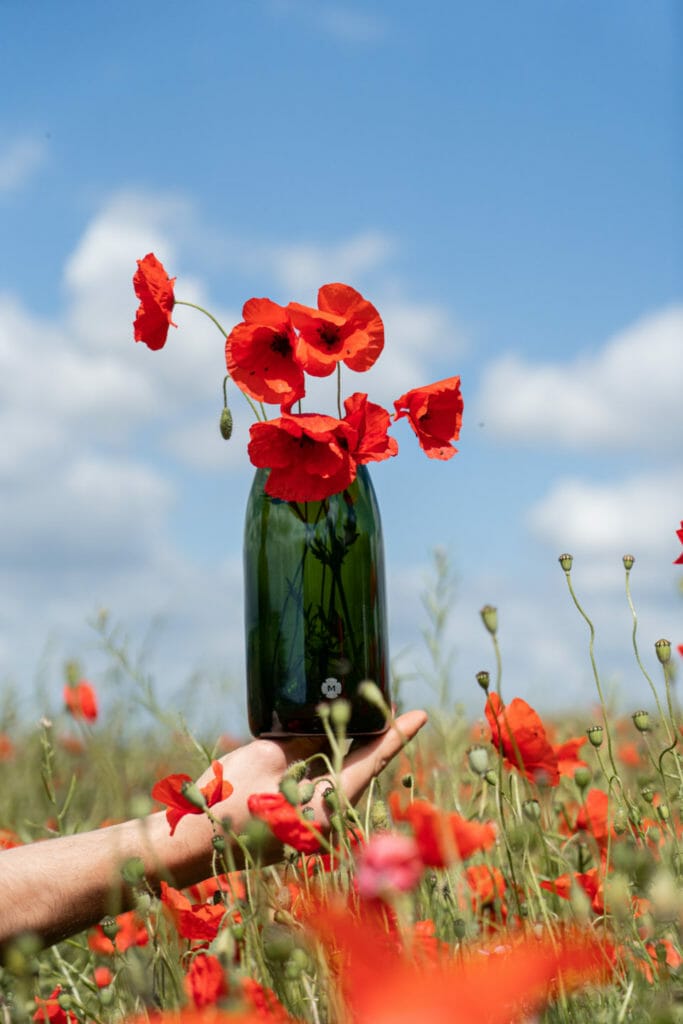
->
[243,465,391,736]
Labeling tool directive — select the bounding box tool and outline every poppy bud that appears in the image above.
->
[632,709,650,733]
[57,993,73,1011]
[370,798,389,831]
[484,769,498,786]
[522,798,541,823]
[330,698,351,729]
[613,808,628,834]
[476,670,490,692]
[279,776,301,806]
[453,918,467,940]
[219,406,233,440]
[401,773,414,788]
[657,803,670,822]
[480,605,498,635]
[212,834,226,853]
[323,786,340,811]
[298,781,315,805]
[180,780,208,811]
[120,856,146,886]
[655,639,672,665]
[587,725,604,748]
[558,553,573,572]
[284,759,308,783]
[622,554,635,570]
[467,745,490,776]
[358,680,389,712]
[573,765,592,791]
[641,786,654,804]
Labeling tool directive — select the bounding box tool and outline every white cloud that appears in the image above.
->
[0,137,47,192]
[526,469,683,597]
[476,306,683,452]
[258,230,395,295]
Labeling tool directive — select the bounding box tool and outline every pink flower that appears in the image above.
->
[355,832,424,898]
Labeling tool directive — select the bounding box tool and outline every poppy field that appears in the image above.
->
[1,549,682,1024]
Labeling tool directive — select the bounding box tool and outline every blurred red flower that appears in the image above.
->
[184,952,229,1007]
[485,693,560,787]
[0,733,15,761]
[553,736,588,778]
[160,882,227,942]
[241,977,294,1022]
[247,792,323,854]
[388,792,496,867]
[309,906,610,1024]
[87,910,149,955]
[248,413,356,502]
[225,298,305,407]
[63,680,98,723]
[0,828,21,849]
[288,283,384,377]
[674,520,683,564]
[93,966,113,988]
[540,868,604,915]
[460,864,507,914]
[33,986,77,1024]
[133,253,176,351]
[355,832,424,898]
[151,760,233,836]
[393,376,463,460]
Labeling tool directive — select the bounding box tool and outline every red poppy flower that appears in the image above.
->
[184,952,229,1007]
[485,693,560,787]
[674,520,683,564]
[133,253,177,351]
[0,828,21,849]
[93,966,113,988]
[248,413,356,502]
[0,733,15,761]
[87,910,149,955]
[460,864,507,913]
[540,868,603,915]
[33,986,78,1024]
[342,392,399,465]
[388,792,496,867]
[241,977,294,1022]
[63,680,98,723]
[151,760,233,836]
[247,792,323,854]
[393,376,463,460]
[160,881,227,942]
[288,283,384,377]
[573,788,614,847]
[225,298,305,407]
[553,736,588,778]
[309,907,610,1024]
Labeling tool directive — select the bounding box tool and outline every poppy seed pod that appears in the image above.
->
[467,745,490,776]
[632,709,650,733]
[655,639,672,665]
[622,554,635,570]
[587,725,604,748]
[476,670,490,692]
[558,553,573,572]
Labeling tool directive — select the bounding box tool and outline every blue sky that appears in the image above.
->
[1,0,681,732]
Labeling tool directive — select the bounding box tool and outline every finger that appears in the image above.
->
[340,709,428,803]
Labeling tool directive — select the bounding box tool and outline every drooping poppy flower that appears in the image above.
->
[247,792,323,854]
[485,693,560,787]
[63,680,98,723]
[388,791,496,867]
[247,413,356,502]
[355,832,424,898]
[160,881,227,942]
[342,392,399,465]
[184,952,229,1008]
[87,910,149,955]
[225,298,305,407]
[553,736,588,778]
[393,376,463,460]
[133,253,177,351]
[151,760,233,836]
[308,905,610,1024]
[674,520,683,564]
[288,283,384,377]
[33,986,78,1024]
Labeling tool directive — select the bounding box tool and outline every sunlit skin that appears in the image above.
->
[0,710,427,951]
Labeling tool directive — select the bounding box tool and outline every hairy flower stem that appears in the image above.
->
[562,568,621,784]
[174,299,263,421]
[624,566,672,743]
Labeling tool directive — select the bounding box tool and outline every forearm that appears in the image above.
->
[0,810,222,951]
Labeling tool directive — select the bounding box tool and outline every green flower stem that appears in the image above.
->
[624,566,673,743]
[174,299,264,421]
[336,363,343,419]
[562,567,622,783]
